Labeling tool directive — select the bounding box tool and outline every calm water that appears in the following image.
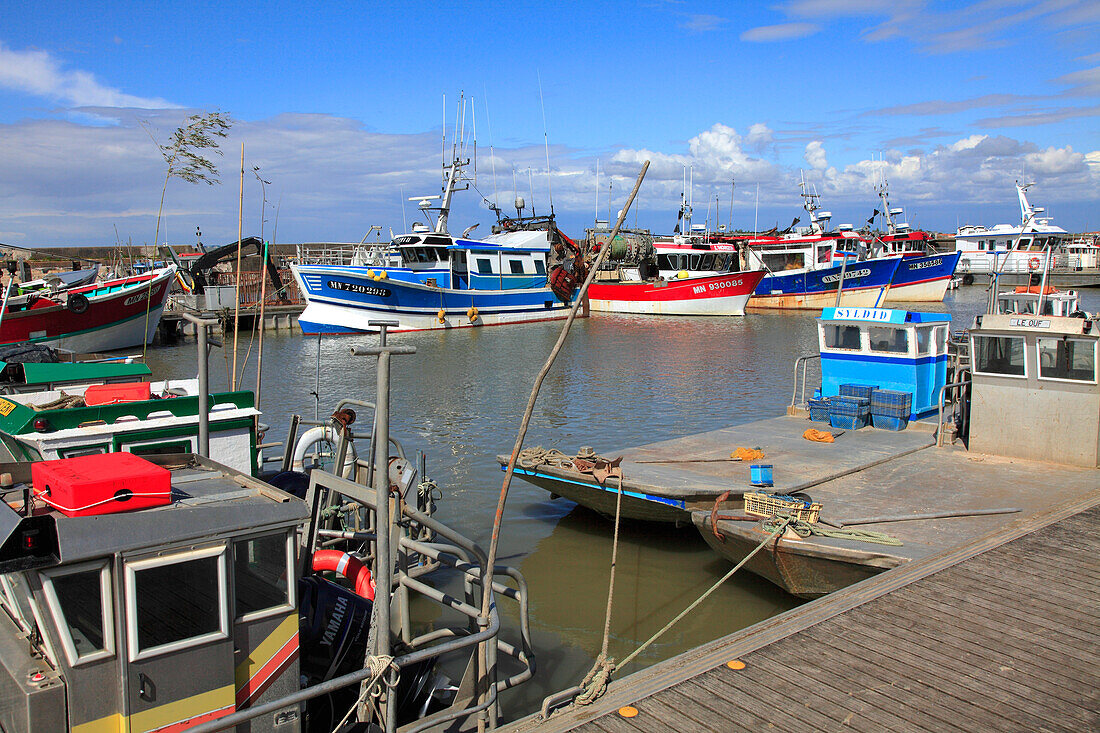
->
[143,285,1100,719]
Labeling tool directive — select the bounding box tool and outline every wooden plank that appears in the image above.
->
[913,575,1096,651]
[740,652,918,732]
[820,610,1091,730]
[853,601,1098,714]
[941,562,1100,622]
[667,680,770,731]
[577,714,642,733]
[647,687,725,731]
[966,552,1100,595]
[685,667,839,732]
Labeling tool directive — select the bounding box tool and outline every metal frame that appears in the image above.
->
[231,529,297,624]
[124,544,229,662]
[970,333,1029,379]
[39,558,116,667]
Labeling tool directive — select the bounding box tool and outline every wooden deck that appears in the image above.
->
[506,491,1099,733]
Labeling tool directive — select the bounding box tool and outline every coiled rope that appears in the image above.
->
[331,654,396,733]
[762,516,903,546]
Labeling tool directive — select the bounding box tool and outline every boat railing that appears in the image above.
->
[789,353,822,410]
[936,371,971,448]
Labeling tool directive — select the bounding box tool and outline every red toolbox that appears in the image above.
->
[83,382,152,406]
[32,453,172,517]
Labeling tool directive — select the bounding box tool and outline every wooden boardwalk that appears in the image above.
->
[509,492,1099,733]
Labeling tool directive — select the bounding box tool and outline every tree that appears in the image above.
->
[145,111,232,248]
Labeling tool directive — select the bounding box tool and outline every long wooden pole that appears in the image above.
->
[255,238,269,409]
[231,143,244,390]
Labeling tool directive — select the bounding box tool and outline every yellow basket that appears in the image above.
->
[744,492,822,524]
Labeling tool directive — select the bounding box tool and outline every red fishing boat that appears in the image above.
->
[0,266,176,352]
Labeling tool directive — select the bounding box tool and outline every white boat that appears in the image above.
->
[954,182,1069,276]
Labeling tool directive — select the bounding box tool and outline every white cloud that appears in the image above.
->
[746,123,774,151]
[804,141,828,169]
[0,41,175,109]
[740,22,820,42]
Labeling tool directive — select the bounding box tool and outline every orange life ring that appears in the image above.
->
[1028,257,1041,271]
[311,550,375,601]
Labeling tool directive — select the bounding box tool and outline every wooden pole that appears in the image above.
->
[231,143,244,390]
[255,238,269,409]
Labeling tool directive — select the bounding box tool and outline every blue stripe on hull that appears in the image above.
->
[755,257,900,297]
[889,252,961,287]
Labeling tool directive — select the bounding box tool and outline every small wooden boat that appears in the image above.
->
[0,266,176,352]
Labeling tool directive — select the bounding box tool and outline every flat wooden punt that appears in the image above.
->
[503,415,936,520]
[504,491,1100,733]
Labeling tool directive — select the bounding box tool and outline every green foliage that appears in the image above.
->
[158,111,233,185]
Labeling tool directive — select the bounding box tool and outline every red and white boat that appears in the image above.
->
[0,266,176,352]
[585,228,764,316]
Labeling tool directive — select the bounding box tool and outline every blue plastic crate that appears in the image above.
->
[871,413,909,431]
[870,389,913,418]
[809,406,830,422]
[829,412,869,430]
[749,464,773,487]
[839,384,876,400]
[829,396,870,416]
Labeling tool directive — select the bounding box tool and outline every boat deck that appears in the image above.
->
[506,492,1100,732]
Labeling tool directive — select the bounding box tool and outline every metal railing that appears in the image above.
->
[790,353,822,408]
[936,370,971,447]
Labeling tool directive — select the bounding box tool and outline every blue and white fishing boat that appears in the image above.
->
[291,146,585,334]
[745,177,902,310]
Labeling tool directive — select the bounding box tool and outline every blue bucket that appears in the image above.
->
[750,464,773,487]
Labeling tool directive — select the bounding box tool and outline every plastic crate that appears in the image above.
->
[749,464,773,487]
[839,384,876,400]
[829,396,870,416]
[744,492,822,523]
[870,389,913,418]
[829,412,869,430]
[872,413,909,431]
[807,397,830,422]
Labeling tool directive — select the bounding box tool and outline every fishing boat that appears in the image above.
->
[291,140,584,334]
[869,177,961,303]
[744,180,902,309]
[0,266,176,352]
[954,181,1069,276]
[584,218,764,316]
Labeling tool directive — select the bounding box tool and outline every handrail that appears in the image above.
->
[790,353,821,408]
[936,372,972,447]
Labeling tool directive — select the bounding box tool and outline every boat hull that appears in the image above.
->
[883,252,962,303]
[747,257,901,311]
[292,264,572,333]
[0,268,175,352]
[587,270,765,316]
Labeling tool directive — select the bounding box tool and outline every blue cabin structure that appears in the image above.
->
[816,307,951,419]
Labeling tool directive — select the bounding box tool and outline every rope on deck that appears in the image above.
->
[764,517,903,546]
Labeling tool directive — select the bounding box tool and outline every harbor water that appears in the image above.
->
[143,285,1100,720]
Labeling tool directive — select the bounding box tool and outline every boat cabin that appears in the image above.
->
[0,360,151,396]
[817,308,952,419]
[995,287,1083,318]
[968,313,1099,467]
[0,455,306,732]
[746,232,863,274]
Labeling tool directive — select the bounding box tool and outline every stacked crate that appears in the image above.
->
[828,384,874,430]
[870,389,913,430]
[807,397,831,422]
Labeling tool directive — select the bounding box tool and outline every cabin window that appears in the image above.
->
[475,258,493,275]
[762,252,804,271]
[868,327,909,354]
[817,246,831,264]
[1037,338,1097,383]
[915,327,933,356]
[533,260,545,275]
[234,533,293,621]
[700,254,716,270]
[972,335,1026,377]
[41,561,114,666]
[935,327,947,353]
[689,255,701,270]
[823,324,862,351]
[58,445,109,459]
[714,253,731,271]
[508,260,525,275]
[125,546,227,661]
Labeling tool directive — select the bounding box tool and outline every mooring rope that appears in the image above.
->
[763,516,903,546]
[331,654,396,733]
[573,515,794,707]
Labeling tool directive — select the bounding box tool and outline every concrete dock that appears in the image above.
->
[507,491,1100,732]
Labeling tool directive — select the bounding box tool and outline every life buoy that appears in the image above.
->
[292,425,358,476]
[312,550,375,601]
[1028,257,1041,271]
[66,293,89,314]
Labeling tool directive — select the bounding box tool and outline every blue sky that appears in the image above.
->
[0,0,1097,246]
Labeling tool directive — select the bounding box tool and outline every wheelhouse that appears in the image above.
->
[817,308,952,419]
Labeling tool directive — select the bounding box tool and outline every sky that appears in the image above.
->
[0,0,1098,248]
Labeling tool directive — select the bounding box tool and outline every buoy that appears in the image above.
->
[1028,257,1041,271]
[376,270,388,280]
[467,306,479,322]
[291,426,358,476]
[366,269,375,279]
[437,309,446,324]
[312,550,375,600]
[677,270,690,279]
